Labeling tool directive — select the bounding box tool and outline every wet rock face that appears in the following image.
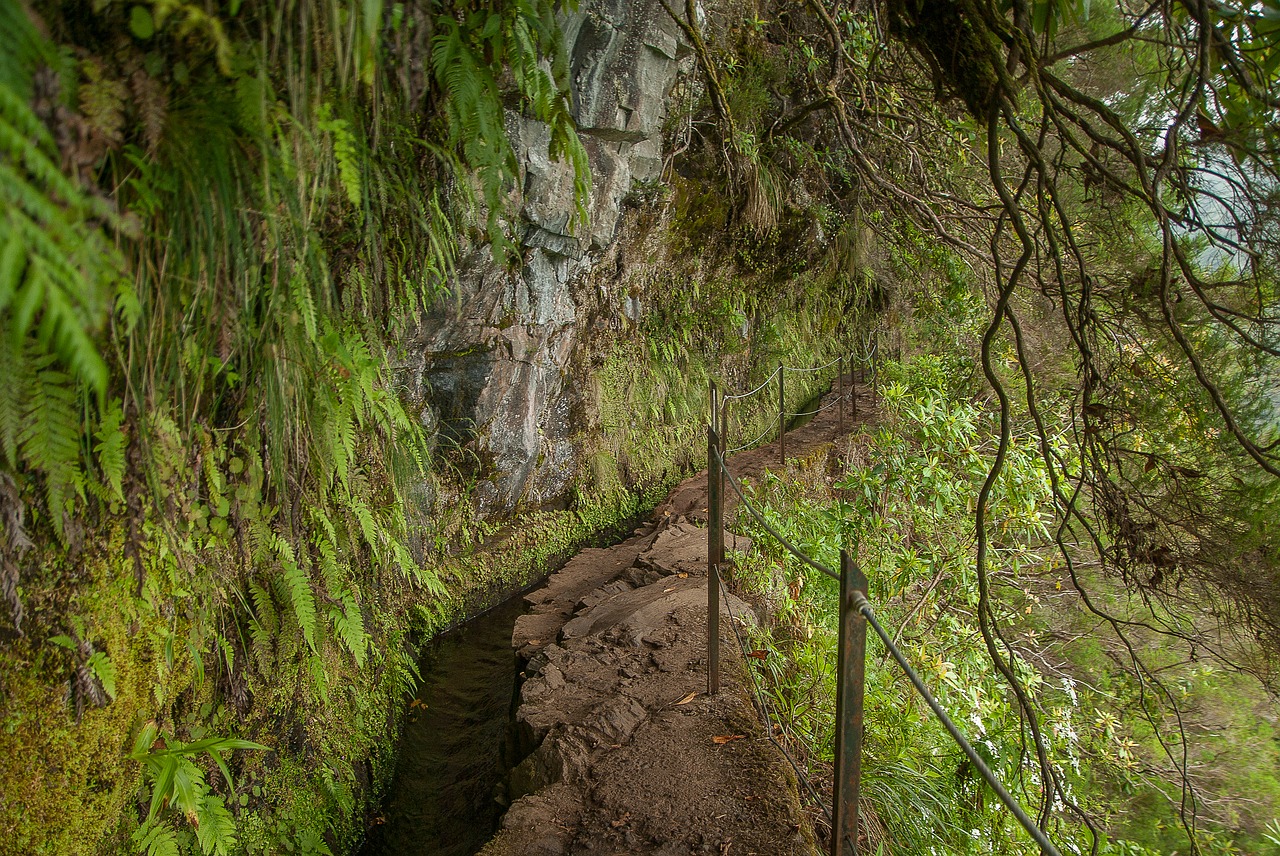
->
[407,0,687,515]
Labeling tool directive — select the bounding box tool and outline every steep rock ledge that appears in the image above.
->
[405,0,689,514]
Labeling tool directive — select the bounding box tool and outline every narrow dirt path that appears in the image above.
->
[480,379,874,856]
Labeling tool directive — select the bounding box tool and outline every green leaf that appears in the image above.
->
[146,755,176,822]
[281,550,318,653]
[130,6,155,39]
[131,720,160,759]
[133,820,180,856]
[169,756,205,819]
[94,399,126,502]
[86,650,116,700]
[0,230,25,313]
[194,794,237,856]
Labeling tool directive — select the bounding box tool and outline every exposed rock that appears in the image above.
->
[485,537,816,856]
[637,521,753,576]
[407,0,688,515]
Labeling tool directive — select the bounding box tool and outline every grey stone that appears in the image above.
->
[403,0,686,515]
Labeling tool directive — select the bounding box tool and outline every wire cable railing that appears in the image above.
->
[725,420,777,455]
[783,355,844,374]
[715,446,839,583]
[787,393,848,420]
[853,591,1063,856]
[722,364,783,402]
[718,574,836,825]
[714,343,879,465]
[703,350,1064,856]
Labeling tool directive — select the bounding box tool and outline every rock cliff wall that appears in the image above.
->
[407,0,690,515]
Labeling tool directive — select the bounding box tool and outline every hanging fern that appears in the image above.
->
[193,794,237,856]
[1,1,581,846]
[317,102,364,209]
[276,537,319,654]
[132,820,180,856]
[330,591,368,668]
[430,0,591,254]
[0,82,116,396]
[93,399,126,502]
[18,359,83,543]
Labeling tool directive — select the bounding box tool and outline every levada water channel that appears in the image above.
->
[358,592,528,856]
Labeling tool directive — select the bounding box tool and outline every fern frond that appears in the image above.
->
[18,359,83,542]
[130,70,168,153]
[132,820,180,856]
[248,581,278,635]
[315,531,343,594]
[333,408,354,491]
[194,794,236,856]
[347,492,381,558]
[78,58,128,144]
[94,399,127,502]
[308,652,330,705]
[280,550,318,653]
[316,103,364,208]
[0,337,25,467]
[288,269,318,342]
[85,651,117,701]
[330,591,367,667]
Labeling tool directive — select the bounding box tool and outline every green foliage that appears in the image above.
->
[129,720,268,856]
[730,358,1280,854]
[0,78,115,397]
[431,0,590,255]
[133,821,180,856]
[0,0,588,851]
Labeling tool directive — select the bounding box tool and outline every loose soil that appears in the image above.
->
[480,379,873,856]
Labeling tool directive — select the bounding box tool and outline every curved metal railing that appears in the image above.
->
[713,340,880,465]
[702,346,1064,856]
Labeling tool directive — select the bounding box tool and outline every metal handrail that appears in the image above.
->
[722,365,783,402]
[854,591,1064,856]
[784,356,843,374]
[707,420,1064,856]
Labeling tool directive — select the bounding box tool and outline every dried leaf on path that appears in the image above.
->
[712,734,745,745]
[674,691,698,705]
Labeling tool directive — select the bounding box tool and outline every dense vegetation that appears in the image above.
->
[0,0,593,853]
[0,0,1276,854]
[687,0,1280,852]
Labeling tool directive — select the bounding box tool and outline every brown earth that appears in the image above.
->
[480,379,873,856]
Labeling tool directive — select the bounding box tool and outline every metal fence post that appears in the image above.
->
[833,549,868,856]
[707,384,721,696]
[778,364,786,466]
[851,352,859,420]
[838,354,845,436]
[720,397,729,554]
[870,342,878,410]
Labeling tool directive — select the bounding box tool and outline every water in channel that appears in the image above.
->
[359,592,527,856]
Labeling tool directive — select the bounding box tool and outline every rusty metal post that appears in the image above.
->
[832,549,868,856]
[719,398,728,567]
[707,384,721,696]
[838,354,845,436]
[851,352,859,420]
[870,344,878,410]
[778,364,786,466]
